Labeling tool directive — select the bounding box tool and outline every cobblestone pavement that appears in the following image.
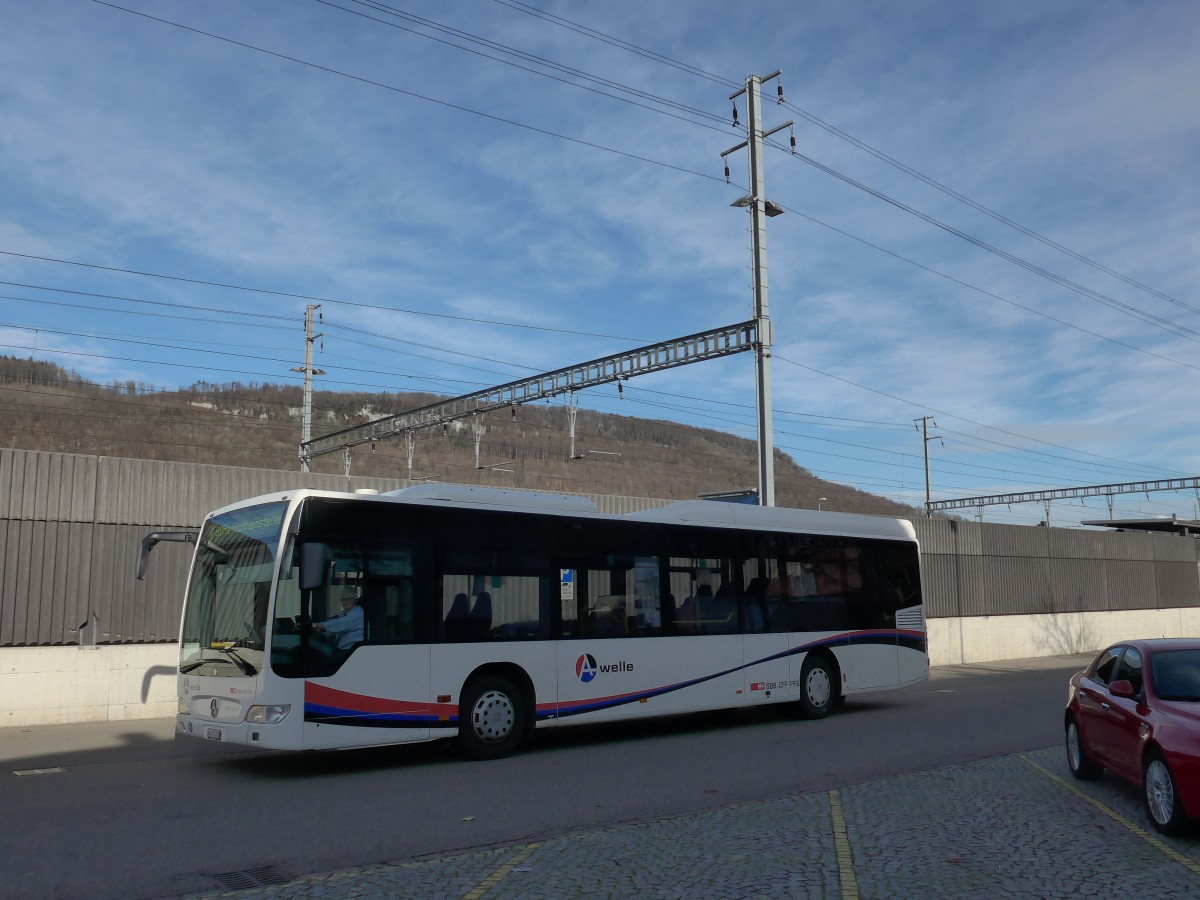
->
[177,745,1200,899]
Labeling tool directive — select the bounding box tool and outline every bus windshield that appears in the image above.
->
[179,500,289,676]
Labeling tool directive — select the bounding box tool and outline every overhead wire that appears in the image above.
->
[89,0,722,184]
[759,204,1200,375]
[320,0,730,129]
[763,137,1200,344]
[493,0,1199,318]
[490,0,738,89]
[0,259,655,343]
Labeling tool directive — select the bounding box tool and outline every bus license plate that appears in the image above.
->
[206,727,222,741]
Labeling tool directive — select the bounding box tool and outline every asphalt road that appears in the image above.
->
[0,654,1094,899]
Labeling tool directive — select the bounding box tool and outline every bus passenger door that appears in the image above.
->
[743,632,794,705]
[741,570,797,705]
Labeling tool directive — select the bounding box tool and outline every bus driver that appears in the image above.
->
[314,587,365,650]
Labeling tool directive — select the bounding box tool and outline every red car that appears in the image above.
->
[1066,638,1200,834]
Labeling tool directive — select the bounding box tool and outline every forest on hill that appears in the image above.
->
[0,355,921,516]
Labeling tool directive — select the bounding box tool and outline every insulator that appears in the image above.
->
[776,82,784,104]
[618,380,624,398]
[732,104,739,127]
[724,160,730,183]
[790,127,796,154]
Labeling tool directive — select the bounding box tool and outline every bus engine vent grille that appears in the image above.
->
[214,866,291,890]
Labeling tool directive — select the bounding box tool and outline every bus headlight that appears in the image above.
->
[177,696,190,715]
[246,704,291,725]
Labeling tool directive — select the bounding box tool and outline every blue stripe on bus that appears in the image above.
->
[304,703,438,727]
[304,714,435,728]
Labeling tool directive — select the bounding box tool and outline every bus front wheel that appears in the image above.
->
[458,674,528,760]
[796,653,838,720]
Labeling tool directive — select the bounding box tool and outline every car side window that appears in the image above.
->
[1115,648,1144,697]
[1091,647,1123,685]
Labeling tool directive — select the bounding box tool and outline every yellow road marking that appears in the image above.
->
[828,789,860,900]
[1022,754,1200,878]
[461,841,542,900]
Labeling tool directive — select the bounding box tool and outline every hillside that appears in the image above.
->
[0,356,921,516]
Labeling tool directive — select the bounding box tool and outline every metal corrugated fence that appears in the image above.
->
[1,449,1196,645]
[913,522,1199,618]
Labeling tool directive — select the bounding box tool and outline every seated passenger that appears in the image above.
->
[314,587,365,650]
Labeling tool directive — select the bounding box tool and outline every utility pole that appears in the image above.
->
[566,390,580,460]
[915,415,941,516]
[292,304,324,473]
[722,70,792,507]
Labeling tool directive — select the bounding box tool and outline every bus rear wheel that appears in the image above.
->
[458,674,528,760]
[796,653,838,720]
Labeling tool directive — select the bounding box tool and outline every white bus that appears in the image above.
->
[149,484,926,759]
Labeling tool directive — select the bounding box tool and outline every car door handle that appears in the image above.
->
[1100,702,1111,710]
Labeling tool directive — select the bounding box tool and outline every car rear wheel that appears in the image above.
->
[1065,717,1101,780]
[1144,750,1187,835]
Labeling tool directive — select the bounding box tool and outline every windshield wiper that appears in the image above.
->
[215,647,258,675]
[179,647,258,676]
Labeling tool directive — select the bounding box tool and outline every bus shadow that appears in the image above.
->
[205,698,900,779]
[209,738,456,779]
[524,699,892,754]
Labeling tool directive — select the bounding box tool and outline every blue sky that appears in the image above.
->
[3,0,1200,527]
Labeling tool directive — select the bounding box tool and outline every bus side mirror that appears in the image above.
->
[136,531,197,580]
[299,542,328,591]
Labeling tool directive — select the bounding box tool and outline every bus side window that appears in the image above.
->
[441,575,546,641]
[576,555,660,638]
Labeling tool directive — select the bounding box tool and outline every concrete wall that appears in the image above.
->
[929,607,1200,667]
[7,608,1200,727]
[0,644,177,727]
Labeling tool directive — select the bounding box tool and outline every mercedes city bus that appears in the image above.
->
[145,484,927,759]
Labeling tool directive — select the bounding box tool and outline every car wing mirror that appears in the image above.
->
[1109,679,1136,699]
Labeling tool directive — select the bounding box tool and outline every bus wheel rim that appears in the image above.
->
[471,689,516,743]
[806,667,831,707]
